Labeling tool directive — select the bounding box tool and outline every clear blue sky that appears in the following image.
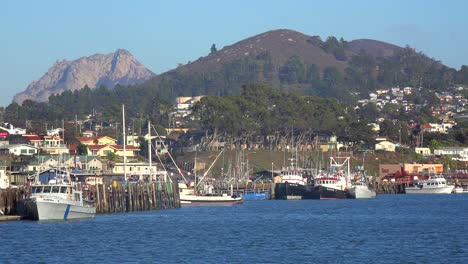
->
[2,0,467,107]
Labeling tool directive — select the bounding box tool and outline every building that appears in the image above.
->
[379,163,444,178]
[2,144,39,156]
[415,147,431,156]
[375,141,396,152]
[434,147,468,161]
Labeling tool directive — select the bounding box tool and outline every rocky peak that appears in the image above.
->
[13,49,155,104]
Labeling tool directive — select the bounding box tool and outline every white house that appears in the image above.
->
[0,124,26,135]
[415,147,431,156]
[375,141,396,152]
[434,147,468,161]
[6,144,39,156]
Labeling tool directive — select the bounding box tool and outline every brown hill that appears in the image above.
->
[141,29,410,97]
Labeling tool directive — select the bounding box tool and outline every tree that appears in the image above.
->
[77,143,88,155]
[210,44,217,54]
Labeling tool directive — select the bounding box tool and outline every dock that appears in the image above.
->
[0,181,180,220]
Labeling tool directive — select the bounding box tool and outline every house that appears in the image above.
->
[375,141,396,152]
[81,130,95,138]
[41,135,69,155]
[22,134,43,147]
[87,145,115,157]
[126,135,140,148]
[109,145,140,157]
[415,147,431,156]
[76,136,117,146]
[27,155,103,173]
[434,147,468,161]
[2,144,39,156]
[111,162,166,177]
[0,124,26,135]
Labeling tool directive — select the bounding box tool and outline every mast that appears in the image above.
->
[122,104,127,181]
[148,120,152,180]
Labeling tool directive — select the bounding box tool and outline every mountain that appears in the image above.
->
[13,49,155,104]
[140,29,436,100]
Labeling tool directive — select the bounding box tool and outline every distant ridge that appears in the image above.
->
[13,49,155,104]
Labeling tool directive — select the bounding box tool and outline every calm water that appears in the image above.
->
[1,195,467,264]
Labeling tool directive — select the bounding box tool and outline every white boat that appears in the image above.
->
[453,185,468,194]
[348,181,376,199]
[178,150,243,206]
[405,174,454,194]
[178,182,243,206]
[348,171,376,199]
[25,169,96,220]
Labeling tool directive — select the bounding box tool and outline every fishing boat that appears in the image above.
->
[348,171,376,199]
[242,190,271,200]
[178,182,243,206]
[178,150,243,206]
[405,174,454,194]
[25,169,96,220]
[274,168,318,200]
[312,157,351,200]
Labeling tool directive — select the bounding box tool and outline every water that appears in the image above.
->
[1,195,467,263]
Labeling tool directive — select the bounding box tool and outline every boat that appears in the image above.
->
[178,150,243,206]
[273,168,319,200]
[405,174,454,194]
[348,171,376,199]
[453,185,468,194]
[25,169,96,220]
[242,191,271,200]
[311,157,351,200]
[178,182,243,206]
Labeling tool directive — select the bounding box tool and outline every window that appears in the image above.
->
[52,186,60,193]
[43,186,51,193]
[29,149,35,154]
[60,187,67,193]
[21,149,27,154]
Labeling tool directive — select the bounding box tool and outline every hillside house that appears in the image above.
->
[1,144,39,156]
[415,147,431,156]
[375,141,396,152]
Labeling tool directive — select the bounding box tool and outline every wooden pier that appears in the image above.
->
[87,181,180,213]
[0,181,180,219]
[371,181,406,194]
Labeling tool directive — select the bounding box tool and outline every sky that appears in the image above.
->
[1,0,467,107]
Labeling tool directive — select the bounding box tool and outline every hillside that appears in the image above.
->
[139,29,447,101]
[13,49,155,104]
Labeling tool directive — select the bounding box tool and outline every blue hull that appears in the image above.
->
[243,192,271,200]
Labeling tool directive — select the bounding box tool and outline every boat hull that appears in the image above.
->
[180,194,243,206]
[348,186,377,199]
[25,199,96,220]
[405,185,454,194]
[315,185,348,200]
[274,183,319,200]
[453,186,468,194]
[243,192,271,200]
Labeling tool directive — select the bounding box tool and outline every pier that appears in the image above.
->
[0,181,180,219]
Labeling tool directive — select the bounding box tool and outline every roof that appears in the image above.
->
[87,145,110,151]
[76,137,94,142]
[109,145,140,151]
[22,134,42,141]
